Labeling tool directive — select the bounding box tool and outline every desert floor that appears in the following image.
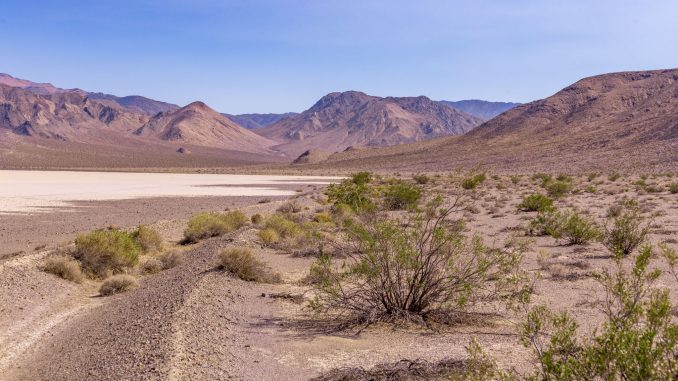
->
[1,172,677,380]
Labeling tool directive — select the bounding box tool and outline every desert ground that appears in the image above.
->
[1,171,676,380]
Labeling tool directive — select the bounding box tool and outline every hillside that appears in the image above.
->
[133,101,277,153]
[311,69,678,173]
[258,91,483,157]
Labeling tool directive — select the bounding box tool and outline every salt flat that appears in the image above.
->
[0,170,339,214]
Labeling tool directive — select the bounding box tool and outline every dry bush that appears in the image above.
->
[99,274,138,296]
[218,247,281,283]
[74,229,141,278]
[183,210,248,243]
[160,250,184,269]
[132,225,163,253]
[41,255,84,283]
[310,197,530,326]
[250,213,263,224]
[277,200,302,214]
[258,228,280,246]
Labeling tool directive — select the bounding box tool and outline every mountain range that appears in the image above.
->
[2,69,676,171]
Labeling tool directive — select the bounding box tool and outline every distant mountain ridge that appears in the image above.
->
[223,112,298,129]
[257,91,484,157]
[440,100,520,120]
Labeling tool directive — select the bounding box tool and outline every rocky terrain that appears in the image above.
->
[257,91,484,157]
[311,69,678,173]
[224,112,298,130]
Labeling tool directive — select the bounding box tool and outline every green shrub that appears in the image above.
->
[99,274,138,296]
[556,173,572,182]
[517,193,554,212]
[264,214,303,238]
[532,173,552,187]
[510,175,521,184]
[528,210,564,238]
[461,173,486,190]
[546,180,572,198]
[584,184,597,193]
[41,255,84,283]
[74,229,141,278]
[326,179,374,213]
[383,182,421,210]
[560,211,599,245]
[183,211,248,243]
[520,246,678,380]
[310,199,529,323]
[313,212,333,223]
[350,171,372,185]
[604,199,649,256]
[669,183,678,194]
[218,247,281,283]
[131,225,162,253]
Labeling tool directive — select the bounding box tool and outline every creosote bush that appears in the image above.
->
[74,229,141,278]
[461,173,486,190]
[668,183,678,194]
[131,225,162,253]
[519,246,678,380]
[604,199,650,256]
[559,211,599,245]
[326,175,374,214]
[413,174,430,184]
[517,193,554,212]
[183,210,248,243]
[99,274,138,296]
[41,255,84,283]
[382,181,421,210]
[310,197,529,325]
[545,180,572,198]
[219,247,281,283]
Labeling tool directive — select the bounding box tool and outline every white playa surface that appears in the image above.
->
[0,170,340,214]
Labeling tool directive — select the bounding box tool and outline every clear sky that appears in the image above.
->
[2,0,678,114]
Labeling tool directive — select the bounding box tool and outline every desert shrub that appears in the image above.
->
[218,247,281,283]
[413,174,430,184]
[250,213,263,224]
[41,255,84,283]
[584,184,597,193]
[351,171,372,185]
[608,173,621,182]
[517,193,554,212]
[183,210,248,243]
[99,274,138,296]
[310,198,529,325]
[264,214,303,238]
[668,183,678,194]
[277,200,302,214]
[258,228,280,246]
[532,173,552,187]
[382,181,421,210]
[559,211,599,245]
[461,173,486,190]
[159,250,184,269]
[313,212,333,223]
[510,175,521,184]
[604,199,650,256]
[546,180,572,198]
[587,172,600,182]
[74,229,141,278]
[556,173,572,182]
[131,225,162,253]
[520,246,678,380]
[528,210,564,238]
[326,178,374,214]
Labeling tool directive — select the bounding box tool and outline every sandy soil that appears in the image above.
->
[1,173,677,380]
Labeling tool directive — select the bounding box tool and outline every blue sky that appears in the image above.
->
[2,1,678,114]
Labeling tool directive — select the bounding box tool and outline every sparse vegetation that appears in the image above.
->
[461,173,486,190]
[99,274,138,296]
[131,225,162,253]
[258,228,280,246]
[559,211,599,245]
[517,193,554,212]
[310,197,528,325]
[669,183,678,194]
[250,213,263,224]
[218,247,281,283]
[382,181,421,210]
[413,174,430,184]
[74,229,141,278]
[183,210,248,243]
[545,180,572,198]
[41,255,84,283]
[604,199,650,256]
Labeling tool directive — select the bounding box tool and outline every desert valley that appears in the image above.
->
[1,2,678,380]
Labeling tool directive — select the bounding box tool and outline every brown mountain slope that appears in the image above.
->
[257,91,483,157]
[0,84,147,141]
[311,69,678,173]
[133,101,277,153]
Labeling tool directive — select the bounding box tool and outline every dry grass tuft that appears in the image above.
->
[41,255,84,283]
[218,247,281,283]
[99,274,138,296]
